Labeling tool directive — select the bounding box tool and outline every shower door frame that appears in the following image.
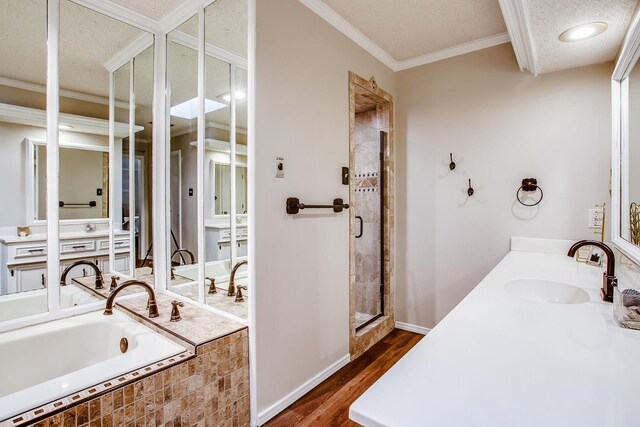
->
[348,71,395,359]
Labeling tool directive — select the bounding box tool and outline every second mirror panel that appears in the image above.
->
[58,0,152,303]
[168,16,201,298]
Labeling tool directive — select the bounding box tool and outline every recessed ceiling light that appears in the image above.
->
[559,22,608,42]
[170,97,227,120]
[220,90,247,102]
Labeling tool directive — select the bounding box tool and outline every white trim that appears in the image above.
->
[0,77,129,109]
[0,103,140,137]
[611,7,640,265]
[128,58,137,277]
[498,0,537,75]
[230,65,237,263]
[396,33,510,71]
[68,0,160,34]
[256,354,351,425]
[395,321,431,335]
[298,0,398,71]
[189,138,248,155]
[158,0,216,34]
[197,7,206,305]
[169,30,248,70]
[248,0,257,423]
[154,30,169,293]
[47,0,61,317]
[104,33,155,73]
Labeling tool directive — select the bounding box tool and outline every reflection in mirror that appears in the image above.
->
[56,0,150,304]
[203,0,249,320]
[132,46,155,286]
[626,64,640,247]
[0,0,50,320]
[168,16,201,297]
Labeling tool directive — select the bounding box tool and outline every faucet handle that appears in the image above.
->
[235,285,247,303]
[171,267,176,280]
[170,300,184,322]
[207,277,217,294]
[110,276,120,291]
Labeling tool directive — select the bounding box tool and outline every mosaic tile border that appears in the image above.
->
[2,352,194,427]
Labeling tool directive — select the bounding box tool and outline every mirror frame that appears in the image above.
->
[612,9,640,263]
[25,138,110,226]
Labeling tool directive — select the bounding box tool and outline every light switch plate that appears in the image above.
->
[275,157,284,178]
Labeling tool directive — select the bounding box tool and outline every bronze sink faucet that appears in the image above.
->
[567,240,617,302]
[60,260,104,289]
[228,260,248,297]
[104,280,159,318]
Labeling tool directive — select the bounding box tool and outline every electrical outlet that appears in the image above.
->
[588,207,604,228]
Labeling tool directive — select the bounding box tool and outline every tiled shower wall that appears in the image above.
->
[354,106,389,317]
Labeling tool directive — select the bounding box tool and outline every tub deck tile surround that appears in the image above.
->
[1,292,249,427]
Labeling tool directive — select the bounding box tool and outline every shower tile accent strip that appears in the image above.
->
[1,294,249,427]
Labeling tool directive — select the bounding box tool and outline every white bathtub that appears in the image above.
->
[0,310,185,421]
[0,285,99,322]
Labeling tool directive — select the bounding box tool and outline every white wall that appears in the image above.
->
[254,0,395,419]
[395,44,613,328]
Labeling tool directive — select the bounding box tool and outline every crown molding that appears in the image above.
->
[103,32,155,72]
[68,0,160,33]
[300,0,518,73]
[169,30,248,69]
[298,0,399,71]
[159,0,218,33]
[0,77,129,109]
[498,0,537,75]
[396,32,511,71]
[0,102,142,138]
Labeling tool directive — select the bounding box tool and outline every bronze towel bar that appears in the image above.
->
[286,197,349,214]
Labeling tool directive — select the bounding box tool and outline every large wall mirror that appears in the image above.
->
[613,11,640,263]
[0,0,155,325]
[166,0,249,321]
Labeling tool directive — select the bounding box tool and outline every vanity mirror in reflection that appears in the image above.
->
[0,0,51,321]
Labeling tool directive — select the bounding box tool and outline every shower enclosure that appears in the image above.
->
[350,73,393,335]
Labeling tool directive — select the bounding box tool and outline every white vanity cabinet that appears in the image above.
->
[205,225,248,261]
[0,232,130,295]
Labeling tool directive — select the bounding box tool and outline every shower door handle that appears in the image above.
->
[355,216,363,238]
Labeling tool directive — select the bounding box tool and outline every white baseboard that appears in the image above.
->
[395,321,431,335]
[256,354,351,426]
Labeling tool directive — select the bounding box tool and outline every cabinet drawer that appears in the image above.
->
[98,238,130,250]
[220,229,231,239]
[60,240,96,254]
[15,245,48,258]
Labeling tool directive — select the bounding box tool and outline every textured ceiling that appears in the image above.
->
[527,0,637,74]
[0,0,247,133]
[321,0,507,61]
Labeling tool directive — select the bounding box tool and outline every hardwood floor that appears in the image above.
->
[264,328,423,427]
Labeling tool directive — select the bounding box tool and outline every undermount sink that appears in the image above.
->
[504,278,590,304]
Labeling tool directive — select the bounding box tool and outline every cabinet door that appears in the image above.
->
[16,263,47,292]
[237,241,248,257]
[217,242,230,260]
[114,253,130,275]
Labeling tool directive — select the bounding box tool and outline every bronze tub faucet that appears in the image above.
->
[104,280,159,318]
[60,260,104,289]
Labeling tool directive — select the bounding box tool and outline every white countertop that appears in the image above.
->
[350,240,640,427]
